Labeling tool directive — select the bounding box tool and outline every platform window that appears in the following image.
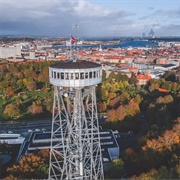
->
[85,72,88,79]
[61,73,64,79]
[65,73,69,80]
[51,71,53,78]
[80,72,84,79]
[54,72,56,78]
[70,73,74,79]
[89,72,92,78]
[94,71,96,78]
[57,72,60,79]
[75,73,79,79]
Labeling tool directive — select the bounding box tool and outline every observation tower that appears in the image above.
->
[48,60,104,180]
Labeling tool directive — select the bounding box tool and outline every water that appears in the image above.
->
[51,40,158,50]
[118,40,158,48]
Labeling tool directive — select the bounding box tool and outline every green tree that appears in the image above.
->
[106,72,116,83]
[102,69,106,82]
[107,159,125,179]
[96,84,108,101]
[120,92,130,104]
[129,75,137,85]
[163,71,176,82]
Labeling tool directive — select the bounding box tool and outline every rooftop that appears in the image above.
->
[50,60,101,69]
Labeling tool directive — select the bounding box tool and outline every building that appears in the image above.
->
[0,134,25,144]
[29,51,36,60]
[0,127,120,165]
[0,46,21,58]
[136,74,151,85]
[154,64,177,71]
[25,129,120,164]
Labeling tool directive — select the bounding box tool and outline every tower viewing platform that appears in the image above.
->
[49,60,102,87]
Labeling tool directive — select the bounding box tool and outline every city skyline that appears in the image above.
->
[0,0,180,37]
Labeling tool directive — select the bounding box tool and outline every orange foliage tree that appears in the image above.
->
[5,86,14,96]
[28,102,43,116]
[6,149,49,179]
[107,109,117,122]
[116,105,126,121]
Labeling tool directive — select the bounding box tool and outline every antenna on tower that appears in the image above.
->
[66,24,80,62]
[71,24,79,62]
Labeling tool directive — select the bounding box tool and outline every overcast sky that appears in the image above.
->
[0,0,180,37]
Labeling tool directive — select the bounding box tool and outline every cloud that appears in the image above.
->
[0,0,179,36]
[153,8,180,18]
[141,7,180,20]
[0,0,136,36]
[160,24,180,31]
[148,7,155,10]
[74,0,111,17]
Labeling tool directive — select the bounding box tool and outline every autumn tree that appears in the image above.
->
[161,81,172,91]
[6,149,49,179]
[97,102,106,112]
[5,86,14,96]
[108,92,116,100]
[109,96,120,109]
[133,166,178,180]
[0,64,7,75]
[116,105,126,121]
[107,109,117,122]
[171,82,180,92]
[149,82,159,92]
[172,118,180,136]
[3,104,20,119]
[17,72,24,79]
[163,94,174,103]
[28,102,43,116]
[43,98,53,112]
[156,94,173,104]
[126,99,140,117]
[134,94,143,104]
[26,80,37,91]
[142,130,179,152]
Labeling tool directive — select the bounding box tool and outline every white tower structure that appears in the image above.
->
[49,60,104,180]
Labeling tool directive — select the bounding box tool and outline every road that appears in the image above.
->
[0,119,52,134]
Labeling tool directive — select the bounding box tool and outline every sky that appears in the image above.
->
[0,0,180,37]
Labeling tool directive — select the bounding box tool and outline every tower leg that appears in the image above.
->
[49,86,104,180]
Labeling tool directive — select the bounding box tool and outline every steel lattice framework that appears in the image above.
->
[48,60,104,180]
